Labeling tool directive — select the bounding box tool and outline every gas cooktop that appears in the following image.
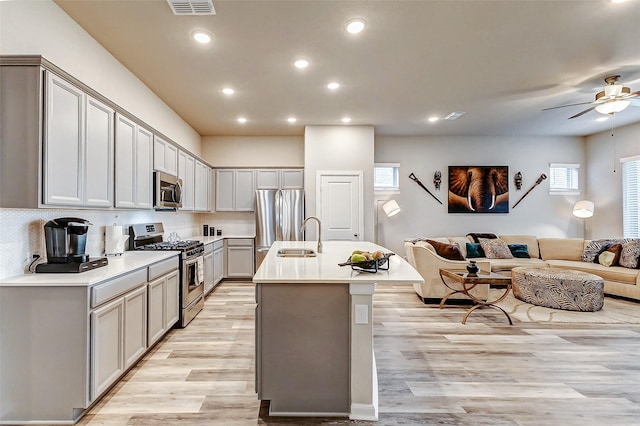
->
[136,240,201,251]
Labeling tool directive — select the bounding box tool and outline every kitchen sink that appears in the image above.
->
[277,248,317,258]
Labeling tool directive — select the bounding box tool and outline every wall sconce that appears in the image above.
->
[514,172,523,190]
[573,200,594,218]
[433,170,442,190]
[382,199,401,217]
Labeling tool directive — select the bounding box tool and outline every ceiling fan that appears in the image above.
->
[543,75,640,119]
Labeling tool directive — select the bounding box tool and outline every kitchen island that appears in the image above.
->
[253,241,423,421]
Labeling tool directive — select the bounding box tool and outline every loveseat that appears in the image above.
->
[404,235,640,302]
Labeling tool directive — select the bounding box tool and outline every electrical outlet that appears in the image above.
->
[355,304,368,325]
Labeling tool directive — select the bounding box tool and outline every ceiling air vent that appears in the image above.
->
[167,0,216,15]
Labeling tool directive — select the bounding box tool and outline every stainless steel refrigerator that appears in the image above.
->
[255,189,305,270]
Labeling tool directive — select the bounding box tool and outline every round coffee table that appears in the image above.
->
[511,267,604,312]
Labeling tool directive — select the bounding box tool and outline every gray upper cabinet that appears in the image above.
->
[215,169,256,212]
[135,127,153,209]
[85,97,115,207]
[0,58,207,211]
[256,169,280,190]
[115,114,153,209]
[256,169,304,190]
[153,136,178,177]
[43,73,84,206]
[194,160,210,212]
[280,169,304,189]
[178,150,195,211]
[43,73,114,207]
[0,67,115,208]
[215,169,235,211]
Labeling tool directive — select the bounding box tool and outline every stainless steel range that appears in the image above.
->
[130,223,204,328]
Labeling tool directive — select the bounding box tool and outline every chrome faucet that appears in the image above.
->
[301,216,322,253]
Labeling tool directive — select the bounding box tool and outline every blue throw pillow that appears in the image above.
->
[466,242,485,258]
[508,244,530,258]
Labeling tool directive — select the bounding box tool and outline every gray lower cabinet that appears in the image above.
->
[91,296,124,400]
[90,269,148,401]
[225,238,255,278]
[148,258,180,347]
[213,240,224,285]
[0,255,179,424]
[204,243,215,295]
[124,286,148,368]
[91,284,147,400]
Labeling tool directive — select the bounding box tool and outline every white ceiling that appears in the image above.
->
[54,0,640,138]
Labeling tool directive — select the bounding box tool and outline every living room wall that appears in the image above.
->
[585,121,640,239]
[374,136,585,255]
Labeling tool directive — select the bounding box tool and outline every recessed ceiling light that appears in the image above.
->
[444,111,466,120]
[342,117,352,123]
[237,117,247,124]
[287,117,297,123]
[293,58,310,69]
[595,116,610,122]
[222,87,234,95]
[609,0,627,3]
[427,116,439,123]
[327,82,340,90]
[192,30,212,44]
[345,18,366,34]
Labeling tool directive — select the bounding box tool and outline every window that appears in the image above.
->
[549,163,580,194]
[622,156,640,238]
[374,163,400,191]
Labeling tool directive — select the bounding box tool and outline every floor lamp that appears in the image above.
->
[573,200,594,238]
[375,199,401,244]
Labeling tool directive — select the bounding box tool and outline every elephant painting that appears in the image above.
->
[448,166,509,213]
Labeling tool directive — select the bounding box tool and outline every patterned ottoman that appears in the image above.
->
[511,267,604,312]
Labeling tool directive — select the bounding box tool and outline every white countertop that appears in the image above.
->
[0,251,179,287]
[253,241,424,284]
[192,234,255,245]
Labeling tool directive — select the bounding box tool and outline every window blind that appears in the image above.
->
[622,157,640,238]
[549,163,579,193]
[374,163,400,191]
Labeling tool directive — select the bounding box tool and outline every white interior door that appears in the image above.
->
[317,171,363,241]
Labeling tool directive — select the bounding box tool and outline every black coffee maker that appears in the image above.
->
[36,217,108,273]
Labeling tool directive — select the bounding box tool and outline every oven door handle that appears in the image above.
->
[185,256,200,267]
[185,254,205,284]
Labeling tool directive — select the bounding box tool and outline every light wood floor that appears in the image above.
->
[79,282,640,425]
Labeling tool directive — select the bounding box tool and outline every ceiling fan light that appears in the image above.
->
[604,84,624,97]
[595,99,631,115]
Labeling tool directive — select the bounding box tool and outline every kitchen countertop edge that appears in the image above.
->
[253,241,424,285]
[192,234,255,245]
[0,251,180,287]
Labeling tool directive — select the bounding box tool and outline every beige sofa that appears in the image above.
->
[405,235,640,302]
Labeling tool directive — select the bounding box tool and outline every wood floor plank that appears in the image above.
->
[78,282,640,425]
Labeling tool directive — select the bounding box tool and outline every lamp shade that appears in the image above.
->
[595,99,631,115]
[573,200,594,218]
[382,199,401,217]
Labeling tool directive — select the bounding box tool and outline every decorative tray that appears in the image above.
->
[338,253,394,273]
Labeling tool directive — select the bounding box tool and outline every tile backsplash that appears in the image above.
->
[0,208,200,279]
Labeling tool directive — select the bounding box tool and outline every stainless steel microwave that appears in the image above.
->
[154,171,183,210]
